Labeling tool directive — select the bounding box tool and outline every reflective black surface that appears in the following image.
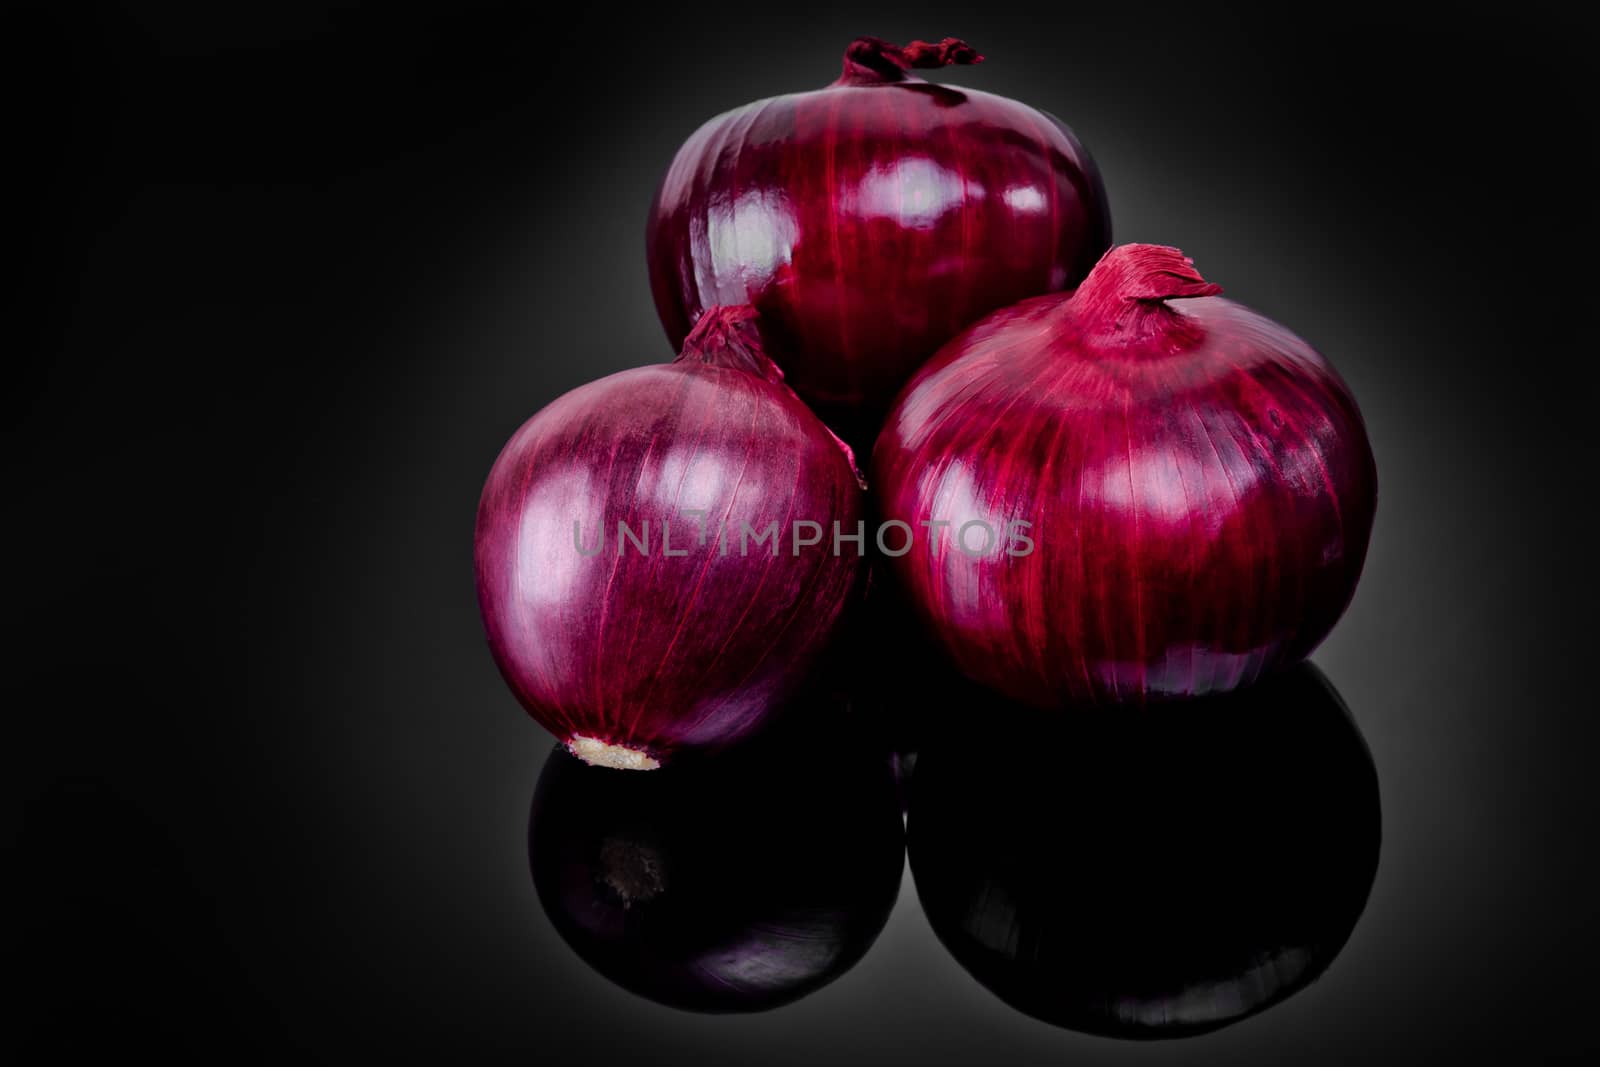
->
[528,703,905,1013]
[909,665,1380,1038]
[14,3,1596,1064]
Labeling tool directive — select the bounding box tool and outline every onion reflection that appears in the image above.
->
[527,700,904,1013]
[908,664,1380,1038]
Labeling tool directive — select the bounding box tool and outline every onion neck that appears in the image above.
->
[1067,244,1224,351]
[833,36,982,86]
[676,306,867,489]
[676,305,788,384]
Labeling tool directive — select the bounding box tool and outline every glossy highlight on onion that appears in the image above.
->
[474,307,865,769]
[647,36,1111,425]
[907,665,1381,1038]
[873,244,1378,705]
[527,699,904,1012]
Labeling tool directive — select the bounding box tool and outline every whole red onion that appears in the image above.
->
[873,245,1377,706]
[475,307,865,768]
[647,36,1111,423]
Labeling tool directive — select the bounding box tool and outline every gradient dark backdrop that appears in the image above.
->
[13,2,1597,1062]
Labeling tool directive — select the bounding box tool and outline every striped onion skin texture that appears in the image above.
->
[474,309,864,766]
[872,245,1378,707]
[646,37,1111,422]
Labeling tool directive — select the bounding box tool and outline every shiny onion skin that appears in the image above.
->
[873,244,1378,705]
[647,37,1111,423]
[907,665,1381,1038]
[528,699,904,1013]
[474,307,865,769]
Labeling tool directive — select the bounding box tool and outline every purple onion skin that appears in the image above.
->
[647,37,1111,422]
[872,245,1378,706]
[474,309,864,767]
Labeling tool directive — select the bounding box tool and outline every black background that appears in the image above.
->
[13,2,1597,1062]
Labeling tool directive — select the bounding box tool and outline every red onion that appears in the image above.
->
[873,244,1377,705]
[647,36,1111,423]
[474,307,865,768]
